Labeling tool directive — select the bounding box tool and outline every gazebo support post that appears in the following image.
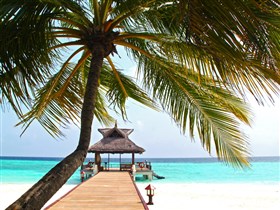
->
[107,153,110,171]
[95,152,101,171]
[119,154,122,171]
[132,152,136,178]
[132,153,135,165]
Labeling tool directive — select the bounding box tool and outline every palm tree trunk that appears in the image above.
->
[7,45,105,210]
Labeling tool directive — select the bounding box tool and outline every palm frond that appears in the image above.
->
[100,60,157,119]
[18,56,114,137]
[119,32,279,105]
[0,0,62,115]
[115,0,280,104]
[137,54,251,167]
[18,63,83,137]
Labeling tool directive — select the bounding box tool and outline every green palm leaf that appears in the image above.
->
[138,55,251,166]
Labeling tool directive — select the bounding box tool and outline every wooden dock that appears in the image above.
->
[46,171,148,210]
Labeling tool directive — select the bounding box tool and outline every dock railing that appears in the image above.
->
[80,160,157,181]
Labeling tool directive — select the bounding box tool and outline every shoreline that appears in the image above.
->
[1,182,279,210]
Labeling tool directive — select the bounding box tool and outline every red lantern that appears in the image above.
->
[145,184,156,205]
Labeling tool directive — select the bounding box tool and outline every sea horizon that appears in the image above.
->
[1,155,279,185]
[1,155,279,160]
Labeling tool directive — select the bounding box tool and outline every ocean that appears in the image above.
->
[0,156,279,185]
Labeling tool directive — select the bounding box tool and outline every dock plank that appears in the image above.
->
[47,172,147,210]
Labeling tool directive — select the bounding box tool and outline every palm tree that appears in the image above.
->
[1,0,279,209]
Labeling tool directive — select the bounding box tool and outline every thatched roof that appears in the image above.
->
[88,124,145,154]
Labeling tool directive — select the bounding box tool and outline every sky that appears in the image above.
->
[0,96,279,159]
[0,48,279,159]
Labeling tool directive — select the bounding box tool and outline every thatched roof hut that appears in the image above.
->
[88,123,145,168]
[88,123,145,154]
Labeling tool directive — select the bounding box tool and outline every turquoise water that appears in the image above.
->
[146,157,280,184]
[0,156,279,185]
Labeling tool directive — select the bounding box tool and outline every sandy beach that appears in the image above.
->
[0,184,77,209]
[1,182,279,210]
[137,183,280,210]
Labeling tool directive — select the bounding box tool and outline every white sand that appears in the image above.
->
[136,183,280,210]
[0,183,77,209]
[1,182,279,210]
